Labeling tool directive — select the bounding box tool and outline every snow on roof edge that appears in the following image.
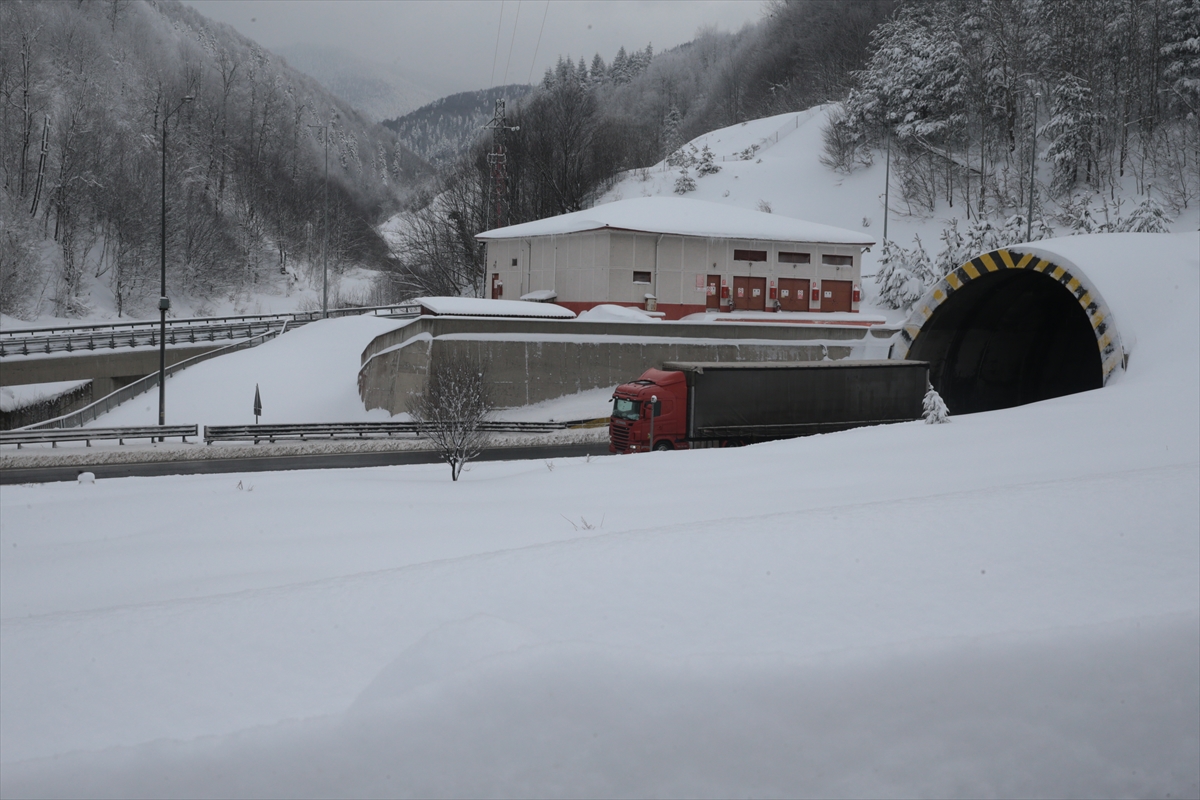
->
[476,197,874,246]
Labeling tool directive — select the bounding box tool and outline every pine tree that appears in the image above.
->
[923,386,950,423]
[696,144,721,175]
[661,105,683,160]
[875,240,919,310]
[1117,194,1173,232]
[673,167,696,194]
[590,53,607,85]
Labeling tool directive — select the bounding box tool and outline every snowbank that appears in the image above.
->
[415,296,575,318]
[574,304,660,322]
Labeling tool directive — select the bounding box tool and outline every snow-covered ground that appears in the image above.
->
[1,230,1197,797]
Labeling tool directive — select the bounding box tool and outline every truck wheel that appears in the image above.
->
[653,441,673,452]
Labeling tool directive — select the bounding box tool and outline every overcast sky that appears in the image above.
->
[185,1,766,95]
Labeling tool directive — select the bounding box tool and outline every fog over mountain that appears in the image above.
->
[274,43,445,123]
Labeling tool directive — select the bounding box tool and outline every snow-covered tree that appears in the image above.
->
[875,239,932,310]
[696,144,721,175]
[1041,75,1102,194]
[661,105,683,160]
[1116,194,1173,233]
[673,167,697,194]
[923,386,950,423]
[408,352,494,481]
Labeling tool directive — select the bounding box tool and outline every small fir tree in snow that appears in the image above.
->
[1116,194,1173,233]
[923,386,950,423]
[673,167,697,194]
[696,145,721,175]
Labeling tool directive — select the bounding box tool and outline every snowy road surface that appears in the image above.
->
[2,232,1197,798]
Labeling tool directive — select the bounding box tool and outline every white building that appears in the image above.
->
[475,196,875,320]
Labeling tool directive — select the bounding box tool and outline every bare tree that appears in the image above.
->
[408,351,493,481]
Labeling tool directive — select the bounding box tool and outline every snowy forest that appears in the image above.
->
[2,0,1196,318]
[0,0,429,320]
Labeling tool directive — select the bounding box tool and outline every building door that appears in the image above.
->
[777,278,809,312]
[732,276,766,311]
[822,279,852,312]
[706,274,721,310]
[491,273,502,299]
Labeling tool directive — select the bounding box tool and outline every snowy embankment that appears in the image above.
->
[1,232,1197,797]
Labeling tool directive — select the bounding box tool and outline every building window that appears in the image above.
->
[822,254,854,266]
[733,249,767,262]
[511,258,518,266]
[778,251,811,264]
[633,271,652,284]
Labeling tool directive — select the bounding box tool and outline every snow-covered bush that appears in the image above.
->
[923,386,950,424]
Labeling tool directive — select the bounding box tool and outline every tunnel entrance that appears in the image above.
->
[907,268,1103,414]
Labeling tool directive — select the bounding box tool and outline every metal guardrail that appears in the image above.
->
[1,425,198,448]
[0,303,421,357]
[19,321,289,431]
[204,418,607,444]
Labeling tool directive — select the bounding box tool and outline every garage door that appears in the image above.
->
[777,278,809,312]
[733,276,767,311]
[822,279,853,312]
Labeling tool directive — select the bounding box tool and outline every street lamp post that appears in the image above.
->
[159,95,193,433]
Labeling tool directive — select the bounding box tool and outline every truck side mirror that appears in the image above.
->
[652,400,662,417]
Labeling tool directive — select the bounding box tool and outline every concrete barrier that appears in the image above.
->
[1,345,225,388]
[359,317,898,415]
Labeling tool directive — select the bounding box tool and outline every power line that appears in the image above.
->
[502,1,522,86]
[489,1,505,88]
[527,1,549,85]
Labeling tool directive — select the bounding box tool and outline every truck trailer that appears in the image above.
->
[609,360,929,453]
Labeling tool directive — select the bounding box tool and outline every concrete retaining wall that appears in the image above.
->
[359,317,898,415]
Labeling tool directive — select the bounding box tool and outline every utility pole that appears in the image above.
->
[1027,92,1040,242]
[883,129,891,244]
[483,99,519,231]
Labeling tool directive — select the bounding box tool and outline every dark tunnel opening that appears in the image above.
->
[907,269,1104,414]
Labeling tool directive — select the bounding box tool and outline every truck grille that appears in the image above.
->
[610,420,630,451]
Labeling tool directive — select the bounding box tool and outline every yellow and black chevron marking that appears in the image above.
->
[895,248,1123,382]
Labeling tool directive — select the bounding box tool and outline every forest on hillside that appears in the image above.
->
[393,0,899,298]
[393,0,1198,302]
[0,0,429,320]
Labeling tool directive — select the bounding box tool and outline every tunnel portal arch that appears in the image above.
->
[892,248,1124,415]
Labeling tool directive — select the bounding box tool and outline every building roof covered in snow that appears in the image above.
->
[476,197,875,246]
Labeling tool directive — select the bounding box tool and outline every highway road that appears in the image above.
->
[0,442,613,484]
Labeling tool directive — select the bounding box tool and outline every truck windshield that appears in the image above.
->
[612,397,640,420]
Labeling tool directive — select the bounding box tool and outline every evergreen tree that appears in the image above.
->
[673,167,696,194]
[1117,194,1173,232]
[661,105,684,160]
[923,386,950,423]
[696,144,721,175]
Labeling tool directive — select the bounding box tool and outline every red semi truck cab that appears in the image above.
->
[609,368,688,453]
